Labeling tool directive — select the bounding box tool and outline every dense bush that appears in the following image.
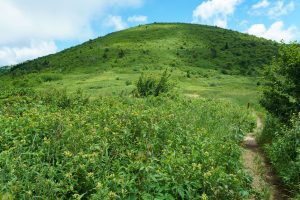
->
[40,73,63,82]
[0,89,255,199]
[259,43,300,198]
[135,70,172,97]
[260,43,300,123]
[259,115,300,197]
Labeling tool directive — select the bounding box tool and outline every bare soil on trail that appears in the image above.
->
[242,117,289,200]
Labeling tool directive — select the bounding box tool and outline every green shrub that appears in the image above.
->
[40,73,63,82]
[186,71,191,78]
[125,80,132,86]
[259,42,300,198]
[135,69,172,97]
[260,43,300,123]
[259,115,300,196]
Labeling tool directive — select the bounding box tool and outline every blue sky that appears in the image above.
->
[0,0,299,67]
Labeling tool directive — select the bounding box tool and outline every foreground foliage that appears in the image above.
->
[0,89,255,199]
[260,43,300,198]
[261,43,300,123]
[259,115,300,198]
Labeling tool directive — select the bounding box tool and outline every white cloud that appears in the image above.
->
[247,21,297,42]
[192,0,242,28]
[0,0,144,66]
[105,16,127,31]
[268,1,295,19]
[0,40,57,66]
[128,15,148,23]
[214,18,228,28]
[252,0,270,9]
[239,20,248,26]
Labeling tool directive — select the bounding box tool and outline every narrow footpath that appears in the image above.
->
[242,117,288,200]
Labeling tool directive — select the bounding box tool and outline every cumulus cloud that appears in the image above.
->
[0,0,144,66]
[128,15,148,23]
[105,16,127,31]
[192,0,242,28]
[247,21,297,42]
[252,0,270,9]
[268,1,295,19]
[0,40,57,66]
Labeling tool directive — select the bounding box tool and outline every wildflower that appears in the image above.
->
[192,163,202,170]
[87,172,94,178]
[65,172,72,178]
[96,182,103,189]
[43,137,50,144]
[73,194,80,199]
[64,150,73,157]
[108,191,117,199]
[204,171,212,178]
[201,193,208,200]
[121,189,127,194]
[79,164,85,169]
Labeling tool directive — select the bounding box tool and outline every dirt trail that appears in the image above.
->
[242,117,288,200]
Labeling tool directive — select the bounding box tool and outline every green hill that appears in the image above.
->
[0,23,278,107]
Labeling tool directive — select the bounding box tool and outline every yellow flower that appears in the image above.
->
[64,150,73,157]
[204,171,212,178]
[72,194,80,199]
[201,193,208,200]
[192,163,202,170]
[121,189,128,195]
[87,172,94,178]
[43,137,50,144]
[79,164,85,169]
[96,182,103,189]
[108,191,117,199]
[65,172,72,178]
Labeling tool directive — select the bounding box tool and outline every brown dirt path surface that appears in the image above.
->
[242,117,289,200]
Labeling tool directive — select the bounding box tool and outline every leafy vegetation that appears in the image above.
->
[259,115,300,197]
[2,23,294,199]
[134,70,172,97]
[0,88,255,199]
[259,43,300,198]
[260,43,300,123]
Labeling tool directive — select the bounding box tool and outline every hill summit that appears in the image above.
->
[9,23,278,76]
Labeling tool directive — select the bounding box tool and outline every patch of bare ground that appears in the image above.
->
[242,117,289,200]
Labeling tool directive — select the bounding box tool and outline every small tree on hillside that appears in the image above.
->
[210,48,217,59]
[135,69,172,97]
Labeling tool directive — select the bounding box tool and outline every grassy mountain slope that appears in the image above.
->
[0,23,278,107]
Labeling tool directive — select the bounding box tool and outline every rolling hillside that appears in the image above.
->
[0,23,279,106]
[6,23,278,74]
